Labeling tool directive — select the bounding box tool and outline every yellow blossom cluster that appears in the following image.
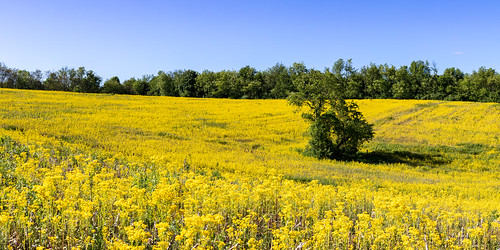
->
[0,88,499,249]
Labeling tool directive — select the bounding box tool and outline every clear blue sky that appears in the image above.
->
[1,0,499,81]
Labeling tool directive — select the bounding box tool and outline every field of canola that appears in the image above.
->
[0,88,499,249]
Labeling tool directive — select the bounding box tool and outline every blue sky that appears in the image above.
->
[1,0,499,81]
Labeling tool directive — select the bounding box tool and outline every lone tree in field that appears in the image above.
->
[288,60,374,159]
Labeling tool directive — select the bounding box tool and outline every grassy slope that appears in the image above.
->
[1,88,499,185]
[1,88,499,248]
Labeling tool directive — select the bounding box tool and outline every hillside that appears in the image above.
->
[1,88,499,249]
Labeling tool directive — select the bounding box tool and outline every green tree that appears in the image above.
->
[102,76,125,94]
[236,66,256,99]
[330,59,363,99]
[122,78,136,95]
[42,67,101,93]
[133,76,152,95]
[174,70,198,97]
[147,73,163,96]
[382,65,398,99]
[213,70,237,98]
[79,69,101,93]
[392,66,412,99]
[70,67,83,92]
[361,63,395,99]
[196,70,217,98]
[410,61,435,99]
[31,70,44,90]
[0,63,16,88]
[266,63,294,99]
[431,67,463,100]
[459,67,500,102]
[288,62,374,159]
[330,59,359,99]
[15,70,43,90]
[43,68,72,91]
[242,71,266,99]
[153,71,176,96]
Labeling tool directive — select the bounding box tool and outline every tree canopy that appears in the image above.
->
[288,60,374,159]
[1,60,499,103]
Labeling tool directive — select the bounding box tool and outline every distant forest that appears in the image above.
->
[1,59,499,102]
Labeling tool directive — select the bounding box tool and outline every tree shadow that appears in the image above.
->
[355,150,450,167]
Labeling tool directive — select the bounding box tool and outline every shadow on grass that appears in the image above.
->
[355,150,450,167]
[284,147,453,185]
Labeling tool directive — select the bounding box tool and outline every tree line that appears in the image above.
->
[1,60,499,102]
[0,64,101,93]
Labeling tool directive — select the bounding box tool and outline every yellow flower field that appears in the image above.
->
[0,88,499,249]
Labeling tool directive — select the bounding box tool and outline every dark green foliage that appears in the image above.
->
[121,78,135,95]
[304,114,336,158]
[44,67,72,91]
[332,59,364,99]
[242,71,266,99]
[392,66,412,99]
[15,70,44,90]
[174,70,198,97]
[195,70,217,98]
[439,68,464,100]
[79,69,102,93]
[288,60,374,160]
[265,63,294,99]
[0,63,16,88]
[156,71,176,96]
[147,72,175,96]
[1,60,499,103]
[132,77,150,95]
[237,65,256,99]
[102,77,125,94]
[408,60,432,99]
[0,64,43,90]
[458,67,500,102]
[42,67,101,93]
[215,70,238,98]
[302,100,374,159]
[194,70,238,98]
[329,101,375,157]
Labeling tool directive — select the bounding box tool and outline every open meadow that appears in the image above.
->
[0,88,499,249]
